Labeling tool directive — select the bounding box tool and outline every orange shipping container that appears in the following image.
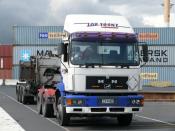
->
[0,45,13,57]
[0,70,12,79]
[0,57,12,69]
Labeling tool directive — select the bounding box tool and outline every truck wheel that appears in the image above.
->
[16,86,20,102]
[28,96,35,104]
[19,88,22,103]
[117,114,133,126]
[21,90,27,104]
[42,99,54,117]
[56,97,70,126]
[37,94,42,114]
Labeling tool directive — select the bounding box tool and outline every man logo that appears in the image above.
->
[111,80,118,84]
[98,80,104,84]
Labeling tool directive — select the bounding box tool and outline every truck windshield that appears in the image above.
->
[70,41,139,66]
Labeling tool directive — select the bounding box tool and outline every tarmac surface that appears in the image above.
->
[0,85,175,131]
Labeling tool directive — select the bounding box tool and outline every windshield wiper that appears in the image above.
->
[105,63,130,68]
[84,63,102,68]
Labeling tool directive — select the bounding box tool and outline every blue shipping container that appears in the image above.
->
[13,26,64,45]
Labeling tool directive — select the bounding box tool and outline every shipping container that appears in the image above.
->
[135,27,175,88]
[13,46,58,65]
[0,57,12,69]
[13,26,63,45]
[134,27,175,45]
[141,67,175,87]
[139,45,175,66]
[12,66,19,79]
[0,45,13,57]
[0,69,12,79]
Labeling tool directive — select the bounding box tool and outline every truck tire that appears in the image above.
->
[37,94,42,114]
[19,87,22,103]
[16,86,20,102]
[42,99,54,117]
[21,90,27,104]
[117,114,133,126]
[27,96,34,104]
[56,97,70,126]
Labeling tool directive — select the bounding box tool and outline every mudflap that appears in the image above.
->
[41,88,56,117]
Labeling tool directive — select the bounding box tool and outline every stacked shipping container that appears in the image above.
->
[134,27,175,87]
[13,26,175,88]
[0,45,13,79]
[13,26,63,79]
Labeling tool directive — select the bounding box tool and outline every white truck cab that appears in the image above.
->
[55,14,148,126]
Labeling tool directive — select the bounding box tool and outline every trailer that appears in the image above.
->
[16,56,61,117]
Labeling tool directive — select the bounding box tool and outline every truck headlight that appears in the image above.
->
[66,99,84,106]
[131,99,144,106]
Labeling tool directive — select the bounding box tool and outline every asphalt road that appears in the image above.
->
[0,86,175,131]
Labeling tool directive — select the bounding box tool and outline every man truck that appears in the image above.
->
[53,14,148,126]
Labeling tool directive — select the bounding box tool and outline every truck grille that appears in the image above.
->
[86,76,128,90]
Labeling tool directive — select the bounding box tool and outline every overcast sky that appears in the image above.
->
[0,0,175,43]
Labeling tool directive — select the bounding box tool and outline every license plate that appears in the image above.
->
[99,97,115,105]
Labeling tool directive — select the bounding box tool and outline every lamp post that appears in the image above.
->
[162,0,174,27]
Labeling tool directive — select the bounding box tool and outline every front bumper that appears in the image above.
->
[64,95,144,114]
[66,107,142,114]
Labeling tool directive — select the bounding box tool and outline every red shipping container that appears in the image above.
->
[0,45,13,57]
[0,57,12,69]
[0,69,12,79]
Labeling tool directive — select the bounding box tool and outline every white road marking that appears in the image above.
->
[135,115,175,126]
[0,91,70,131]
[0,106,25,131]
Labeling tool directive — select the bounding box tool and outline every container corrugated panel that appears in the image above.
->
[0,69,12,79]
[12,66,19,79]
[13,46,58,65]
[0,57,12,69]
[140,45,175,66]
[134,27,175,45]
[141,67,175,86]
[13,26,63,45]
[0,45,13,57]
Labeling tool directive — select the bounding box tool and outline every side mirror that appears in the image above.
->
[63,44,68,62]
[57,44,64,55]
[142,44,148,62]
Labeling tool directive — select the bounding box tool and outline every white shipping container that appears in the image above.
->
[13,46,58,65]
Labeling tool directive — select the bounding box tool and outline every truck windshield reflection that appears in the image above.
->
[70,41,139,66]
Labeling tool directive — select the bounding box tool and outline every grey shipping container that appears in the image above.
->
[13,26,64,45]
[134,27,175,45]
[135,28,175,88]
[139,45,175,66]
[13,46,58,65]
[141,67,175,87]
[14,26,175,45]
